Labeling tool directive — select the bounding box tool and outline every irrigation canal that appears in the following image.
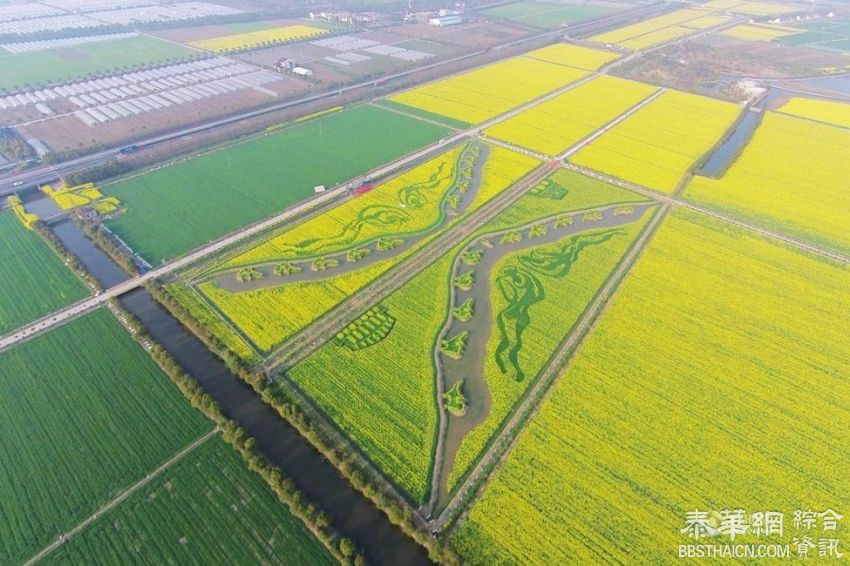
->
[48,205,432,566]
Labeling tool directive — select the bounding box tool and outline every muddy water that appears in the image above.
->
[51,216,432,566]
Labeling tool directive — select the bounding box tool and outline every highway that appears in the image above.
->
[0,2,667,197]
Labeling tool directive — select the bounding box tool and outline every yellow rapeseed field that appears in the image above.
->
[720,23,801,41]
[521,42,619,71]
[685,111,850,254]
[484,76,658,156]
[589,9,727,49]
[190,24,326,52]
[201,145,540,352]
[225,145,466,267]
[777,96,850,129]
[701,0,799,15]
[388,56,587,125]
[452,209,850,564]
[571,89,741,193]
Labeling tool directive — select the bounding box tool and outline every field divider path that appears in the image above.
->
[23,428,219,566]
[431,203,670,534]
[267,164,555,373]
[563,163,850,265]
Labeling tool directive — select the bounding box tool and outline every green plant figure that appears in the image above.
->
[501,231,522,245]
[461,248,484,266]
[453,270,474,291]
[554,215,574,228]
[376,236,405,251]
[453,298,475,322]
[312,257,340,271]
[613,205,635,216]
[583,210,604,222]
[446,194,461,210]
[274,262,302,276]
[236,267,264,282]
[441,331,469,360]
[443,380,467,416]
[346,247,371,262]
[529,223,548,238]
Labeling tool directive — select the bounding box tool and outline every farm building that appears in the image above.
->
[429,15,462,26]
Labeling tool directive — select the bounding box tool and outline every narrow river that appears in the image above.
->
[48,210,431,566]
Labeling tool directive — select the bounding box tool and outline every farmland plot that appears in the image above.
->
[570,88,741,193]
[0,309,210,565]
[0,209,88,334]
[451,209,850,564]
[589,9,729,49]
[777,96,850,129]
[388,55,587,125]
[192,144,540,354]
[684,111,850,254]
[478,0,618,29]
[0,35,195,91]
[104,105,449,263]
[286,170,650,502]
[189,24,327,52]
[45,437,336,565]
[484,75,657,156]
[522,42,619,71]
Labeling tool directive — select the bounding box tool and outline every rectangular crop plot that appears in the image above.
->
[46,437,336,565]
[589,8,729,49]
[684,111,850,255]
[0,35,195,91]
[478,0,617,29]
[522,42,619,70]
[570,89,741,193]
[720,23,801,41]
[387,55,587,125]
[0,209,88,334]
[0,309,210,564]
[777,96,850,129]
[189,24,327,52]
[484,75,657,156]
[451,209,850,564]
[104,105,450,263]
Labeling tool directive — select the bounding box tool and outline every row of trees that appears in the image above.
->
[148,278,461,564]
[109,298,364,565]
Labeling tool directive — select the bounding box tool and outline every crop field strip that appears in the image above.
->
[683,109,850,256]
[587,8,732,50]
[450,208,850,563]
[189,24,328,53]
[719,22,802,41]
[40,437,337,565]
[387,52,593,125]
[775,96,850,130]
[0,34,197,92]
[285,169,653,504]
[569,88,742,194]
[477,0,620,29]
[0,210,89,334]
[0,308,211,565]
[483,75,658,156]
[104,104,450,263]
[191,143,540,355]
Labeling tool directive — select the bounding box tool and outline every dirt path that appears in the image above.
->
[24,429,219,566]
